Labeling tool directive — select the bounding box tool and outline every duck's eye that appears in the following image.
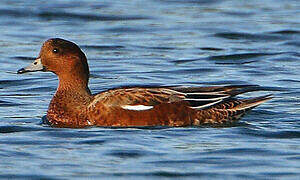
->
[53,48,59,53]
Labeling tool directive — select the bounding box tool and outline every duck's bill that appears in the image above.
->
[17,58,45,74]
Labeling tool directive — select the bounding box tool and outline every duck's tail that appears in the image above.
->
[232,94,273,111]
[194,94,273,125]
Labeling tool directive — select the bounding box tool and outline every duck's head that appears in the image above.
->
[17,38,90,83]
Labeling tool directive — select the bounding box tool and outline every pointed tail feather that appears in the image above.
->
[226,86,278,96]
[224,94,273,122]
[234,94,273,111]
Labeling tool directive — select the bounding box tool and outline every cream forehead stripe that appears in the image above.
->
[121,105,153,111]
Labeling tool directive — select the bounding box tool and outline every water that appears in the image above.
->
[0,0,299,179]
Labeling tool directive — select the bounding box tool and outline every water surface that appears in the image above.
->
[0,0,299,179]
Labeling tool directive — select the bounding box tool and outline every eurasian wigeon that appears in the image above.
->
[18,38,272,128]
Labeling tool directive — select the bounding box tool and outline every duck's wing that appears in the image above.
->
[170,85,273,110]
[89,87,186,110]
[89,85,272,111]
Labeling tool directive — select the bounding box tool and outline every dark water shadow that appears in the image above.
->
[214,32,285,41]
[0,9,152,21]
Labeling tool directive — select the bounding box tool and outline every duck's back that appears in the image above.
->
[86,85,272,127]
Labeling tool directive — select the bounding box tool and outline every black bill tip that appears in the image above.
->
[17,68,26,74]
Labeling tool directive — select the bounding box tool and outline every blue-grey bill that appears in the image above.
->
[17,58,44,74]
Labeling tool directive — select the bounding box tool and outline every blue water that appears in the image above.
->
[0,0,299,179]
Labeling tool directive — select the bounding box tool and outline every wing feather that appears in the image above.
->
[89,85,272,111]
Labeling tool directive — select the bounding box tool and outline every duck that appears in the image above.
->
[17,38,272,128]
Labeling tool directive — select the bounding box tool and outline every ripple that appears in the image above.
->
[150,171,213,178]
[107,171,225,178]
[222,11,255,17]
[81,45,125,50]
[204,147,291,156]
[159,0,220,5]
[278,79,300,83]
[0,78,40,88]
[284,41,300,47]
[106,149,145,158]
[199,47,224,51]
[147,157,236,165]
[132,45,178,50]
[208,53,276,61]
[0,9,151,21]
[270,30,300,35]
[240,69,268,76]
[0,125,43,133]
[13,56,36,61]
[0,139,51,145]
[215,60,259,65]
[76,139,106,145]
[41,131,101,139]
[105,27,150,33]
[19,87,55,93]
[0,100,22,107]
[214,32,284,41]
[170,58,202,64]
[148,68,217,74]
[38,11,151,21]
[0,175,58,180]
[0,149,35,158]
[243,129,300,139]
[261,172,300,178]
[41,2,89,9]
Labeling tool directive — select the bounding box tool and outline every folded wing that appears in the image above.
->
[89,85,272,112]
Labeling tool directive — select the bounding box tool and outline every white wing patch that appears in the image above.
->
[190,99,223,110]
[121,105,153,111]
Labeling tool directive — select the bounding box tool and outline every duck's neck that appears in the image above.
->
[58,75,90,93]
[47,78,93,127]
[47,76,93,127]
[54,74,93,106]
